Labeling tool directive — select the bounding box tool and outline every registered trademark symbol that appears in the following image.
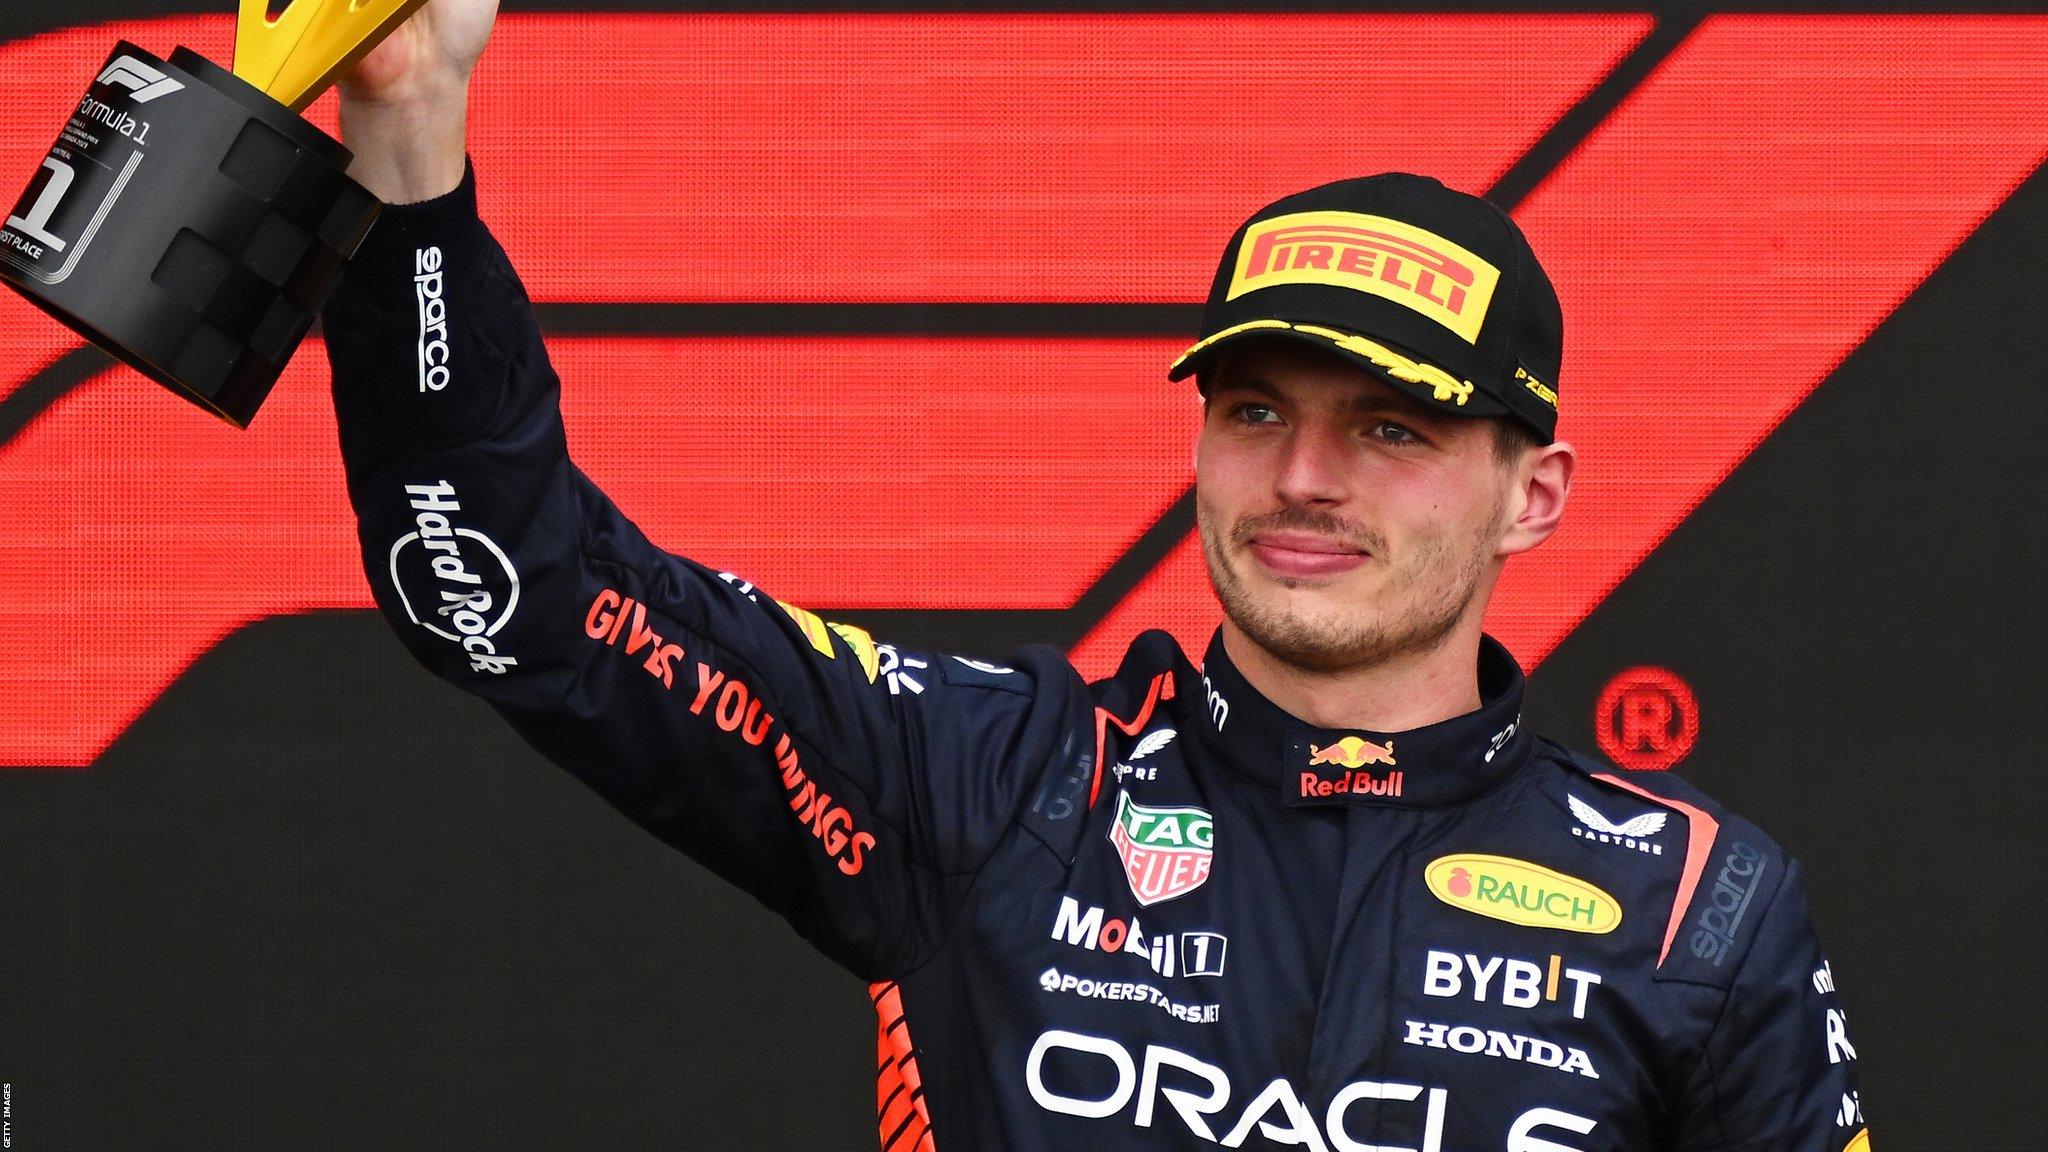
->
[1594,666,1699,771]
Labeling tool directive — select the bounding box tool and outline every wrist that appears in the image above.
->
[337,67,469,117]
[338,82,471,204]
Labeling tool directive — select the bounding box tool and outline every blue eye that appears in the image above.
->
[1233,403,1281,425]
[1374,421,1418,443]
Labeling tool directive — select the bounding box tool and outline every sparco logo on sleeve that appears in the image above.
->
[388,480,518,673]
[1689,840,1767,966]
[414,246,451,391]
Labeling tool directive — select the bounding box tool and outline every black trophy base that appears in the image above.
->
[0,42,382,427]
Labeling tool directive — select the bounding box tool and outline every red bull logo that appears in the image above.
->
[1226,210,1500,343]
[1299,769,1403,800]
[1308,736,1397,768]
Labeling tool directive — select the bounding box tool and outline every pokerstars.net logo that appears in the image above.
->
[1108,791,1213,906]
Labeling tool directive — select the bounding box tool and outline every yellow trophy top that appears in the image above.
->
[233,0,435,112]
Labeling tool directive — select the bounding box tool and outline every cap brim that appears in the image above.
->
[1168,319,1512,420]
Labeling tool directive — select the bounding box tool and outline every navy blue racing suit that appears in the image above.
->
[321,162,1871,1152]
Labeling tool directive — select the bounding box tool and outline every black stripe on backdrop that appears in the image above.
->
[532,301,1199,337]
[10,0,2048,43]
[0,345,111,445]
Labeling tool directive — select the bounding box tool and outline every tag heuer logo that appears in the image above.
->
[1109,791,1214,906]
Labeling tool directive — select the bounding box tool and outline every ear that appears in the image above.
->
[1498,439,1574,557]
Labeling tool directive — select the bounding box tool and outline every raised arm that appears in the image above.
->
[322,2,1090,980]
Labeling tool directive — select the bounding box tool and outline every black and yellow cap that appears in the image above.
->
[1170,174,1562,444]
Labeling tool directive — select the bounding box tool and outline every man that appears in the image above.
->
[326,4,1870,1149]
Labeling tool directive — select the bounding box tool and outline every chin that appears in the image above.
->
[1255,562,1378,611]
[1229,594,1387,670]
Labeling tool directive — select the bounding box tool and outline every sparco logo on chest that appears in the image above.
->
[388,480,518,674]
[1109,791,1214,906]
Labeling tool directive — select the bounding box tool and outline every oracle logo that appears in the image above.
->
[1024,1029,1598,1151]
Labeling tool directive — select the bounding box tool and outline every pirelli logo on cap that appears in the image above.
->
[1227,211,1500,344]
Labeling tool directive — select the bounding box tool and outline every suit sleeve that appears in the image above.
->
[1676,859,1871,1152]
[319,160,1086,981]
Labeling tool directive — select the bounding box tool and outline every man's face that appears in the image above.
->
[1194,338,1525,675]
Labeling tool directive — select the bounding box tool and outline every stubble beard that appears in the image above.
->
[1197,498,1500,676]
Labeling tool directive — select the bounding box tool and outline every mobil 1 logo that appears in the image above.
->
[388,480,520,674]
[1050,895,1227,979]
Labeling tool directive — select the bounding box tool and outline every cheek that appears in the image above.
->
[1194,437,1261,511]
[1375,469,1497,548]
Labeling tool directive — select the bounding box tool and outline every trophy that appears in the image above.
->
[0,0,433,426]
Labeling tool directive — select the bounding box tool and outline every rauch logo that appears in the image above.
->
[1108,791,1213,906]
[1425,854,1620,935]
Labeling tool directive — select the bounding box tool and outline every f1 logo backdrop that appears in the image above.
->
[1,4,2042,1149]
[3,11,2045,764]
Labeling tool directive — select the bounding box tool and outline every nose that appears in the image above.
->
[1272,420,1351,507]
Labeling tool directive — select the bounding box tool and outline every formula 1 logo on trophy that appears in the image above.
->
[0,0,433,426]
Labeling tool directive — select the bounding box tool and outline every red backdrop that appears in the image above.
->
[5,11,2047,765]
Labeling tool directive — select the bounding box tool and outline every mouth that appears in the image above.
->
[1246,532,1372,580]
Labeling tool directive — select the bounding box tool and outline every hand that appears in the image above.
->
[336,0,501,203]
[340,0,500,108]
